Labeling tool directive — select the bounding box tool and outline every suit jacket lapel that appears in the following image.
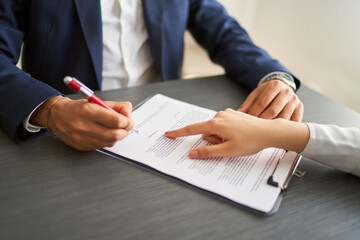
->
[74,0,102,88]
[142,0,187,81]
[142,0,165,78]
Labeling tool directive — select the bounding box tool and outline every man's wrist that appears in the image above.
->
[29,95,64,127]
[258,71,297,92]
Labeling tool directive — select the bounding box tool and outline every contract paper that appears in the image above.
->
[104,94,299,214]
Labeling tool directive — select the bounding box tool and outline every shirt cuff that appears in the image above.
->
[23,100,47,133]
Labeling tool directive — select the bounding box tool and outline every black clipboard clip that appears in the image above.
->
[267,150,305,191]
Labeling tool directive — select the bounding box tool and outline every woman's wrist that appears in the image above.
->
[268,119,310,153]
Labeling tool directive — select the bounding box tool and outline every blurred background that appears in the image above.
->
[183,0,360,113]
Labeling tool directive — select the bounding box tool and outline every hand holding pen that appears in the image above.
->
[64,76,138,131]
[49,77,134,150]
[29,77,135,151]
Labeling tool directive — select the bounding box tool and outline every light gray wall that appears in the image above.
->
[219,0,360,112]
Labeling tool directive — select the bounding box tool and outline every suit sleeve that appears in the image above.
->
[0,0,61,142]
[187,0,300,91]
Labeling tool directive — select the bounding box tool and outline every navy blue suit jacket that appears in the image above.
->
[0,0,298,142]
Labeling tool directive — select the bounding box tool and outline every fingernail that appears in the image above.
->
[189,150,199,159]
[164,131,171,136]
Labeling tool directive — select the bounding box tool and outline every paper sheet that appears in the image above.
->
[104,94,299,213]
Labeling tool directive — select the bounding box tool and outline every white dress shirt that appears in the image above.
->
[101,0,161,90]
[302,123,360,177]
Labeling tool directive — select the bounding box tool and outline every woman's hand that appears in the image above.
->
[165,109,309,159]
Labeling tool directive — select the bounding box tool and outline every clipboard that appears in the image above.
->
[98,94,305,216]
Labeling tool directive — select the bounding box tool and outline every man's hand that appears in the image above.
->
[30,96,134,151]
[238,80,304,122]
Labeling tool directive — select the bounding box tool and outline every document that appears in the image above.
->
[103,94,301,214]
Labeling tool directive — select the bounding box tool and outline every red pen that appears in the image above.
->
[64,76,138,132]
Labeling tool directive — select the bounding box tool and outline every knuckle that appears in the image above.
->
[124,101,132,108]
[273,79,282,86]
[183,127,192,135]
[269,80,282,88]
[208,118,220,128]
[110,130,126,141]
[80,103,93,115]
[257,100,268,109]
[266,108,278,117]
[283,86,292,95]
[215,111,225,117]
[112,117,123,128]
[291,93,298,101]
[109,132,120,142]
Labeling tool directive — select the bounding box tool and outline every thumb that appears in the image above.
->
[106,101,133,118]
[188,142,232,159]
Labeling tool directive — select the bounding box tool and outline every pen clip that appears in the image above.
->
[64,76,93,98]
[72,77,93,95]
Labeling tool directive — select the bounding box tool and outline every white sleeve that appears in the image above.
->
[301,123,360,177]
[23,101,46,133]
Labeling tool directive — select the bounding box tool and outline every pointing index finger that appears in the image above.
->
[165,121,212,138]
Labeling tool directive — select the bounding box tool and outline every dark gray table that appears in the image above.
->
[1,75,360,240]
